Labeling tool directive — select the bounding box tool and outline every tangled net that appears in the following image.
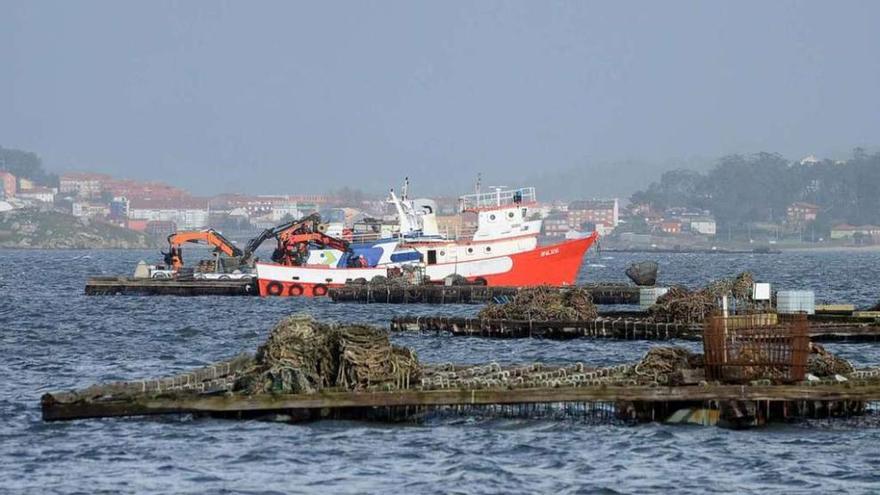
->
[238,315,420,394]
[808,343,855,377]
[478,286,598,321]
[631,347,697,385]
[421,346,704,389]
[649,272,756,323]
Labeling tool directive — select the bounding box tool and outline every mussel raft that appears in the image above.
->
[42,316,880,429]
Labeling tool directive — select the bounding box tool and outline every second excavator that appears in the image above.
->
[239,213,355,267]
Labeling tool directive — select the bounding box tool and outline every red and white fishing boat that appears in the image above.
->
[256,183,598,297]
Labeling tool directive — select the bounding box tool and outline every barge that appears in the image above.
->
[39,315,880,429]
[85,276,256,296]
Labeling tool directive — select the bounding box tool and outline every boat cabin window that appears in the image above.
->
[427,250,437,265]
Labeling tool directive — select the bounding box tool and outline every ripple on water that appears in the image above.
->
[4,248,880,493]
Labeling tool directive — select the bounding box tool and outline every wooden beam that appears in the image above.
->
[42,383,880,421]
[85,277,256,296]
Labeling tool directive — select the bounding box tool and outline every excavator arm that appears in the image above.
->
[273,231,351,266]
[282,232,350,252]
[165,229,243,269]
[240,213,324,266]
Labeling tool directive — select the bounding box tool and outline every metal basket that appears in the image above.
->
[703,313,809,383]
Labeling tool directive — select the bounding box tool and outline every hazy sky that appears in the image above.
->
[2,1,878,198]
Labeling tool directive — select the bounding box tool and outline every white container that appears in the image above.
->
[752,283,771,301]
[776,290,815,315]
[640,287,669,309]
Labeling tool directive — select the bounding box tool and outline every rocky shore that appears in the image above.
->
[0,208,159,249]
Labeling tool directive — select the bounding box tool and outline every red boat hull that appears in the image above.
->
[256,232,597,297]
[468,233,596,287]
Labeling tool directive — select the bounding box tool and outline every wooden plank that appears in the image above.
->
[390,316,703,340]
[853,311,880,318]
[391,316,880,342]
[329,284,641,305]
[816,304,855,314]
[42,383,880,421]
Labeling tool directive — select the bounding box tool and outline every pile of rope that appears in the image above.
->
[238,315,421,394]
[631,347,698,385]
[808,343,855,377]
[649,272,756,323]
[421,346,701,390]
[336,325,420,390]
[648,286,716,323]
[478,286,598,321]
[421,362,635,390]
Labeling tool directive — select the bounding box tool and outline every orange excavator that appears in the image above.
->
[163,229,243,271]
[239,213,351,267]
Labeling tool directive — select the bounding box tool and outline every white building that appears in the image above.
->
[270,202,302,222]
[688,217,717,236]
[128,198,210,230]
[59,173,111,198]
[72,202,110,219]
[17,187,56,203]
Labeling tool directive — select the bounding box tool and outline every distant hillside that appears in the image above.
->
[0,208,159,249]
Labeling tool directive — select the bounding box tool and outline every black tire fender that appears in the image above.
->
[266,281,284,296]
[313,284,328,297]
[288,284,305,296]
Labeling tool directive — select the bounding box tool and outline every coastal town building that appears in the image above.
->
[830,224,880,241]
[16,187,56,203]
[658,220,682,235]
[59,173,111,199]
[145,220,177,236]
[567,199,619,230]
[71,202,110,219]
[18,177,34,190]
[786,202,820,227]
[128,198,210,230]
[687,217,717,236]
[542,213,571,238]
[103,179,188,201]
[0,171,16,198]
[109,197,130,220]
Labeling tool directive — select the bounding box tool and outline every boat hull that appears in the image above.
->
[256,232,597,297]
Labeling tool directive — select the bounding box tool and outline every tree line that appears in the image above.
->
[0,145,57,187]
[630,149,880,235]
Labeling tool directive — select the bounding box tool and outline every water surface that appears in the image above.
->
[2,249,880,493]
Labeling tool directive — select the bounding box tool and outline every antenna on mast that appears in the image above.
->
[402,177,409,201]
[475,173,481,195]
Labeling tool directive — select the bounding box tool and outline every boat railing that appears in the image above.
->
[459,187,536,212]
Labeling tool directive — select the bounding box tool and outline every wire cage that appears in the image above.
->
[703,313,810,383]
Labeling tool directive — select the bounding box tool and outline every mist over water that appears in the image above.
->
[3,249,880,493]
[3,2,879,197]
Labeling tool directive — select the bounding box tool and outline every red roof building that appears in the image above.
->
[787,202,820,226]
[568,199,619,229]
[0,171,16,198]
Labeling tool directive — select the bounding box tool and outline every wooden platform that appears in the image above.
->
[391,315,880,342]
[391,316,702,340]
[85,277,257,296]
[329,283,641,305]
[41,383,880,422]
